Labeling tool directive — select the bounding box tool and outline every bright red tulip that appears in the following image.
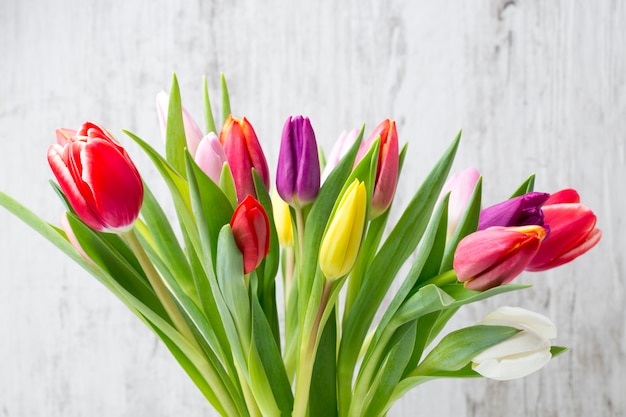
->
[526,189,601,271]
[454,225,547,291]
[219,116,270,202]
[230,195,270,274]
[356,119,399,218]
[47,121,144,233]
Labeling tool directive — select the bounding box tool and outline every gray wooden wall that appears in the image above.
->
[1,0,624,416]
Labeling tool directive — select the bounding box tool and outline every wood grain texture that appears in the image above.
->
[0,0,623,415]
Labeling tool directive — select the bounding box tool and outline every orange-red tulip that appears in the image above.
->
[230,195,270,274]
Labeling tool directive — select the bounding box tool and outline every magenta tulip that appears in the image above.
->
[276,116,320,208]
[156,90,204,157]
[356,119,399,218]
[454,225,547,291]
[194,132,228,184]
[47,121,144,233]
[230,195,270,274]
[526,189,601,271]
[219,116,270,202]
[478,192,550,230]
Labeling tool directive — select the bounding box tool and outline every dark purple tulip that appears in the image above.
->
[276,116,320,208]
[478,192,550,230]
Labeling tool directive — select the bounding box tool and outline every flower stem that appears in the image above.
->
[292,280,333,417]
[122,229,202,353]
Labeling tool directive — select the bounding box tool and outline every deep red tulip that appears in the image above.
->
[47,121,144,233]
[454,225,547,291]
[230,195,270,274]
[219,116,270,202]
[526,189,601,271]
[356,119,399,218]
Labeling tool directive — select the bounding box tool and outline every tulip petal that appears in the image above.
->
[544,188,580,205]
[81,139,144,232]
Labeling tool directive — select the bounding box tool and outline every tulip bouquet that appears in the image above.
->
[0,74,601,417]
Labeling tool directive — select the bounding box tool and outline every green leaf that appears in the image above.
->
[165,73,187,178]
[140,183,196,301]
[309,308,338,417]
[415,325,519,375]
[551,345,569,357]
[203,75,217,134]
[65,214,170,322]
[361,321,416,417]
[338,132,460,413]
[221,73,231,122]
[251,285,294,416]
[510,174,536,198]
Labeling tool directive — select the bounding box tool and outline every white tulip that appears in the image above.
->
[472,306,557,381]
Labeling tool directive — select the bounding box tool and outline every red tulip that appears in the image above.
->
[526,189,601,271]
[219,116,270,202]
[47,121,144,233]
[230,195,270,274]
[454,225,547,291]
[356,119,399,218]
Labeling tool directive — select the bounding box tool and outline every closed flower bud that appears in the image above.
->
[322,128,360,182]
[439,167,481,239]
[478,192,550,230]
[276,116,320,208]
[194,132,228,184]
[356,120,399,218]
[47,122,144,233]
[319,179,367,280]
[526,189,601,271]
[220,116,270,202]
[271,190,294,247]
[472,306,556,380]
[156,90,204,157]
[230,195,270,274]
[453,225,547,291]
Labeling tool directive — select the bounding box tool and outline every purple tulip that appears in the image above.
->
[276,116,320,208]
[478,192,550,230]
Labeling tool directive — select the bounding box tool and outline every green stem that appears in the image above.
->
[419,269,458,288]
[122,229,202,353]
[295,208,306,269]
[293,281,333,417]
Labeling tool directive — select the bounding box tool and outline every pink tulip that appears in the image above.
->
[526,189,601,271]
[321,128,360,182]
[47,121,144,233]
[356,119,399,218]
[194,132,228,184]
[454,225,547,291]
[440,167,481,239]
[219,115,270,202]
[156,90,204,157]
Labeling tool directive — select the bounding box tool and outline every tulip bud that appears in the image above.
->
[439,167,481,239]
[453,225,547,291]
[472,306,556,380]
[478,192,550,230]
[219,116,270,202]
[276,116,320,208]
[194,132,228,184]
[47,121,144,233]
[356,120,399,218]
[271,190,294,247]
[156,90,204,157]
[526,189,601,271]
[230,195,271,274]
[319,179,367,280]
[321,128,360,182]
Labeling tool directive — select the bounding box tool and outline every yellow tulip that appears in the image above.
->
[319,179,367,280]
[272,190,294,247]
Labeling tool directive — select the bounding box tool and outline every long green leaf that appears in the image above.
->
[165,73,187,177]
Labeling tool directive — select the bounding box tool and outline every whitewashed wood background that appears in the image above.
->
[1,0,624,416]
